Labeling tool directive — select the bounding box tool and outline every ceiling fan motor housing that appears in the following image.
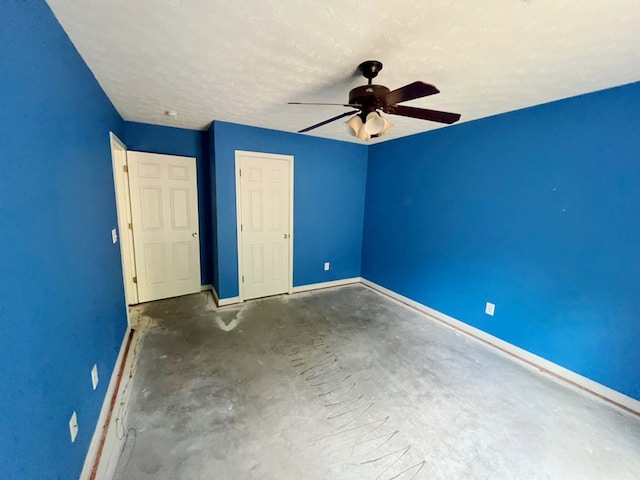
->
[349,84,390,116]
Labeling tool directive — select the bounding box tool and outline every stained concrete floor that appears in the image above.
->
[113,285,640,479]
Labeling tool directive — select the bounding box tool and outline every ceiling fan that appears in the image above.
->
[289,60,461,140]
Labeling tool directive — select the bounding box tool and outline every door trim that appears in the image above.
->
[110,132,138,306]
[235,150,294,302]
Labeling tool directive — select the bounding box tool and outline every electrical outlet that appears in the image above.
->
[324,262,330,271]
[485,302,495,316]
[69,411,78,443]
[111,228,118,244]
[91,364,99,390]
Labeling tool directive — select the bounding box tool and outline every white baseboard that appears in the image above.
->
[215,278,362,306]
[200,284,213,292]
[206,285,240,307]
[291,277,362,294]
[361,278,640,417]
[206,286,220,307]
[80,328,132,480]
[88,324,148,480]
[218,295,241,306]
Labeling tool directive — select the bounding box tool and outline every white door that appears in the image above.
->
[128,151,201,303]
[237,151,293,300]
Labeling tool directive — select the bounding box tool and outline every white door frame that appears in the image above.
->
[235,150,294,302]
[110,132,138,306]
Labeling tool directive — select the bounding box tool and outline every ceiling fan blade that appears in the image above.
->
[298,110,360,133]
[384,81,440,105]
[385,105,461,124]
[289,102,362,108]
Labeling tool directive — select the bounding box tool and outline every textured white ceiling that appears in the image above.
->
[46,0,640,143]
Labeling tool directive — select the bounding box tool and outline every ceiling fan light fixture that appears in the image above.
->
[364,111,386,135]
[345,115,364,137]
[346,112,391,141]
[357,126,371,141]
[378,117,393,136]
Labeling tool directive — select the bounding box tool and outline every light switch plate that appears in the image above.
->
[111,228,118,244]
[324,262,330,271]
[485,302,495,316]
[69,411,78,443]
[91,364,99,390]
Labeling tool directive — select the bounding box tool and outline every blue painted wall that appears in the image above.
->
[0,2,128,478]
[362,82,640,400]
[2,10,637,480]
[207,124,220,294]
[124,122,211,285]
[211,121,368,299]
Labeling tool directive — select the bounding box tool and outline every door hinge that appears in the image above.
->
[128,222,133,230]
[239,169,242,177]
[123,165,129,173]
[242,275,244,283]
[240,224,243,232]
[132,276,137,284]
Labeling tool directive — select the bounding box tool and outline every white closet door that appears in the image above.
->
[238,152,292,300]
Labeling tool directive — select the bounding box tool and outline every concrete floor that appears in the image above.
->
[112,285,640,479]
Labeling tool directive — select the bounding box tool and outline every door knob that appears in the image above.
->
[192,232,199,238]
[283,233,289,239]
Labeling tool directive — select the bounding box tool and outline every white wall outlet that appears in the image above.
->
[485,302,495,316]
[111,228,118,244]
[91,364,99,390]
[324,262,330,271]
[69,411,79,443]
